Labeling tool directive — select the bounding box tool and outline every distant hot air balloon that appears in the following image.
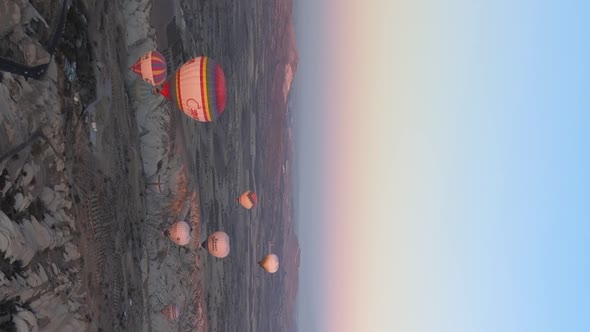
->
[238,190,257,210]
[163,221,191,246]
[202,231,230,258]
[158,56,227,122]
[146,173,167,194]
[160,303,180,321]
[258,254,279,273]
[131,50,168,86]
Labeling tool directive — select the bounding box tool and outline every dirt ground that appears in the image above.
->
[62,0,147,331]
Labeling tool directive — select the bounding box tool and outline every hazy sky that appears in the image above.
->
[294,1,590,331]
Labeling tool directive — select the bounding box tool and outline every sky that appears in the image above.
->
[293,1,590,332]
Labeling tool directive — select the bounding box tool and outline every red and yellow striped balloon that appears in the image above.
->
[159,56,227,122]
[131,50,168,86]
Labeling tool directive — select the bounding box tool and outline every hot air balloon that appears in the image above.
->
[238,190,257,210]
[201,231,230,258]
[131,50,168,86]
[258,254,279,273]
[158,56,227,122]
[146,173,167,194]
[163,221,191,246]
[160,303,180,321]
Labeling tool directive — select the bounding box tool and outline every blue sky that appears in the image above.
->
[292,1,590,331]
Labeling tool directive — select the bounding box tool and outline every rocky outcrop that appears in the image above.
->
[273,0,299,104]
[0,1,21,39]
[283,63,294,102]
[122,0,157,50]
[0,67,89,331]
[0,0,53,67]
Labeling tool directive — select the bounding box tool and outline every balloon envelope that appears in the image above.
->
[160,303,180,321]
[159,56,227,122]
[239,190,257,210]
[258,254,279,273]
[206,231,230,258]
[131,50,168,86]
[165,221,191,246]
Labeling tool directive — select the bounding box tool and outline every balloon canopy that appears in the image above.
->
[205,231,230,258]
[164,221,191,246]
[159,56,227,122]
[160,303,180,321]
[258,254,279,273]
[239,190,257,210]
[131,50,168,86]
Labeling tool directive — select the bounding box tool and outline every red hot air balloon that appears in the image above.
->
[158,56,227,122]
[131,50,168,86]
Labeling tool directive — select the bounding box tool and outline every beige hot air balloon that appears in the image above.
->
[163,221,191,246]
[202,231,230,258]
[160,303,180,321]
[258,254,279,273]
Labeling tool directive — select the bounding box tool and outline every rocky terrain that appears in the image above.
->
[0,0,56,68]
[1,0,300,331]
[1,0,147,331]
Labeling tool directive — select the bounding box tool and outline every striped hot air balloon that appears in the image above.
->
[131,50,168,86]
[158,56,227,122]
[238,190,257,210]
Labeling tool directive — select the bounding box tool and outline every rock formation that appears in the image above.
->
[0,0,53,67]
[1,66,89,331]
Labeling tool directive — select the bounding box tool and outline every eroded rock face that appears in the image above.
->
[1,16,88,330]
[283,63,294,102]
[0,1,22,39]
[0,0,56,69]
[21,37,51,67]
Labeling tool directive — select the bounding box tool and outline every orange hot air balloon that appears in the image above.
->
[160,303,180,321]
[163,221,191,246]
[203,231,230,258]
[258,254,279,273]
[238,190,257,210]
[131,50,168,86]
[158,56,227,122]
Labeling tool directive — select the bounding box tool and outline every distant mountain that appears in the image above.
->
[271,0,299,107]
